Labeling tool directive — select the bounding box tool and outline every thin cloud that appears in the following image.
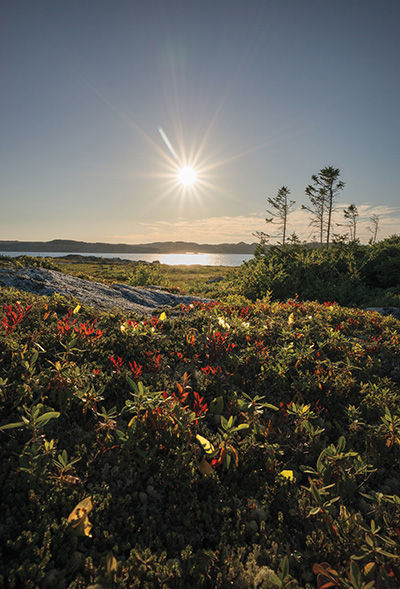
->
[110,205,399,244]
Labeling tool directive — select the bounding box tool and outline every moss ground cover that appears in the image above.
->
[1,285,399,587]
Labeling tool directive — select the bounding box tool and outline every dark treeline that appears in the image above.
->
[231,235,400,308]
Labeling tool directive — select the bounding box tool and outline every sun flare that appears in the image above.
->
[155,125,220,208]
[177,166,198,187]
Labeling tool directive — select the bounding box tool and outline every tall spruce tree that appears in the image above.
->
[265,186,295,245]
[302,183,326,245]
[343,203,359,241]
[368,214,380,244]
[302,166,344,246]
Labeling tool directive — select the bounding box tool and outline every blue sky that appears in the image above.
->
[1,0,399,244]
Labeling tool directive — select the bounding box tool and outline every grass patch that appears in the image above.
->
[0,254,233,298]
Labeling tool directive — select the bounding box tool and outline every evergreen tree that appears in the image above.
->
[343,203,359,241]
[302,183,326,245]
[368,214,380,244]
[265,186,295,245]
[302,166,344,246]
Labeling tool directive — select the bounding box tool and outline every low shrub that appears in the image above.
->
[0,287,399,587]
[125,263,169,287]
[228,237,400,308]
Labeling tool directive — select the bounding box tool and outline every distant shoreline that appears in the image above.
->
[0,239,257,255]
[0,251,253,267]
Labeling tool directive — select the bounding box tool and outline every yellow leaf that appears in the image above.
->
[120,323,126,333]
[196,434,215,455]
[288,313,294,325]
[279,470,294,482]
[73,304,81,315]
[67,496,93,537]
[339,505,351,521]
[44,439,55,452]
[363,562,375,575]
[198,457,213,476]
[106,551,118,574]
[159,312,167,321]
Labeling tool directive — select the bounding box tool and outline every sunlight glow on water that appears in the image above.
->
[0,251,253,266]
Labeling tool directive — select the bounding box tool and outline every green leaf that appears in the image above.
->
[263,403,279,411]
[59,449,68,466]
[300,466,318,475]
[266,571,282,587]
[310,483,322,504]
[0,420,25,431]
[349,560,362,589]
[280,555,289,579]
[209,396,224,415]
[324,496,340,508]
[359,491,374,501]
[126,375,138,393]
[365,534,374,547]
[36,411,60,428]
[115,430,127,442]
[233,423,249,432]
[337,435,346,453]
[317,448,327,472]
[375,547,399,558]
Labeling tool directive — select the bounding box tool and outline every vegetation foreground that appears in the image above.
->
[1,274,400,588]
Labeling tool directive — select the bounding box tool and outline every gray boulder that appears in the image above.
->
[0,267,210,314]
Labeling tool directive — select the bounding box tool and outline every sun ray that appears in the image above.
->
[156,108,311,208]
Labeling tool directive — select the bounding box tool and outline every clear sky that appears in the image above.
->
[1,0,399,244]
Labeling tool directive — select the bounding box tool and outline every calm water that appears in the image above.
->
[0,251,254,266]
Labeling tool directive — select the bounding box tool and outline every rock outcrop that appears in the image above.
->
[0,267,209,314]
[365,307,400,320]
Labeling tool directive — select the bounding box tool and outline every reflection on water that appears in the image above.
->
[153,253,252,266]
[0,251,254,267]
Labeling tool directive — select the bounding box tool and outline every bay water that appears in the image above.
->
[0,251,254,267]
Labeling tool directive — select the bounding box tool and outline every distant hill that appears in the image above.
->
[0,239,258,254]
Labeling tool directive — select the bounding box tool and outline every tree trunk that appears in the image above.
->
[326,187,333,246]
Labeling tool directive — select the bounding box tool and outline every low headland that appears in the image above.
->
[0,239,258,254]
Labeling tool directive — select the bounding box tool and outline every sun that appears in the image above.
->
[177,166,197,187]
